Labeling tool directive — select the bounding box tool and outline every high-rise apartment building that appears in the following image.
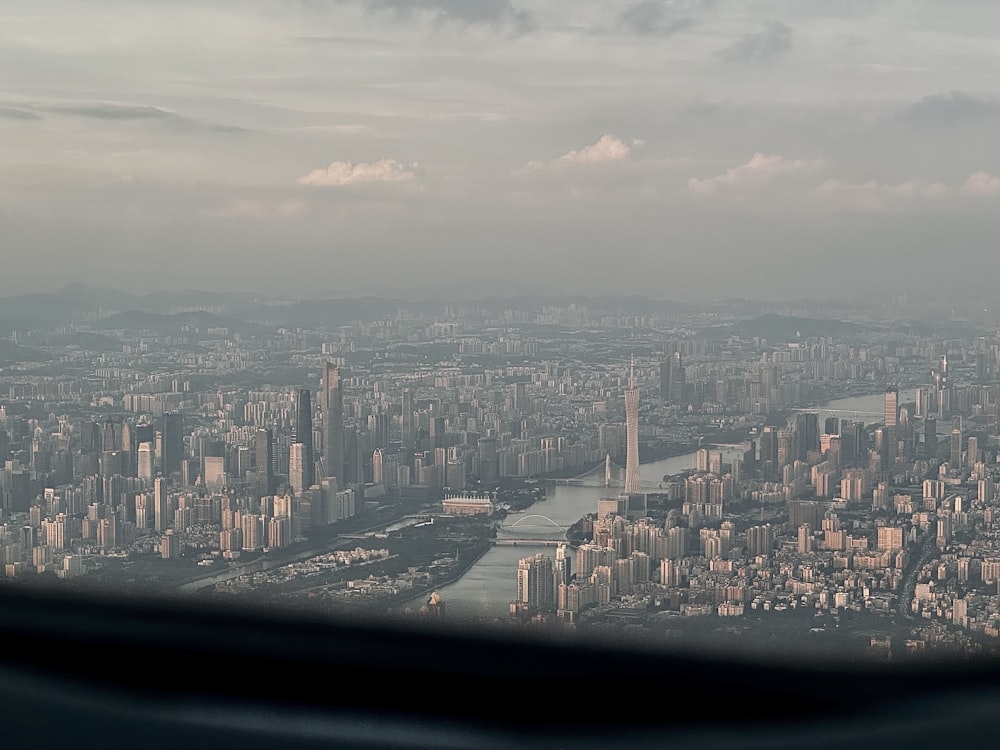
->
[516,553,555,612]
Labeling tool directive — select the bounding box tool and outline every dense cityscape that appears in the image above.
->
[1,287,999,659]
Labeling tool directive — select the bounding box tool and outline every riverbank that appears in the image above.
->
[386,538,496,611]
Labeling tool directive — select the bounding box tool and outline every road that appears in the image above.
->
[898,529,940,622]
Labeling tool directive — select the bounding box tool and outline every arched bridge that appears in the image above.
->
[504,514,567,532]
[497,514,569,546]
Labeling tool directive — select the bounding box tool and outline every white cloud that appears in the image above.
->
[298,158,417,187]
[557,134,632,165]
[960,171,1000,196]
[688,152,822,195]
[517,134,635,175]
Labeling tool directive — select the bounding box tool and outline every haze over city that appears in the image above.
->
[2,1,1000,298]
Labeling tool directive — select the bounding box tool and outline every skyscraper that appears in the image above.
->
[289,442,307,496]
[624,357,641,495]
[162,412,184,475]
[659,357,672,405]
[668,351,685,405]
[293,388,315,489]
[137,441,154,482]
[322,363,345,484]
[255,428,274,494]
[153,476,168,532]
[884,387,898,428]
[401,387,414,446]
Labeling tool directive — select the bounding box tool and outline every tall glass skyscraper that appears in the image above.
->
[161,412,183,476]
[323,363,345,485]
[293,388,315,489]
[624,357,641,495]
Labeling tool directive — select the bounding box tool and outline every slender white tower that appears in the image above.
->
[624,355,641,495]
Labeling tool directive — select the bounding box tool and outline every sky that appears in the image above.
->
[2,0,1000,301]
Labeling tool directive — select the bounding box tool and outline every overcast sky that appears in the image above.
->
[2,0,1000,301]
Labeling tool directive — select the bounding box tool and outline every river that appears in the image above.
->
[437,390,912,620]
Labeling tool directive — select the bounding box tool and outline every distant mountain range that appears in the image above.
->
[0,285,987,341]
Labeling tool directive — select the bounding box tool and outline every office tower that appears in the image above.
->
[368,412,390,451]
[515,553,555,612]
[759,426,778,480]
[950,425,962,469]
[82,421,101,454]
[255,428,274,494]
[372,449,385,486]
[924,417,937,457]
[795,412,819,459]
[669,352,686,405]
[322,363,345,484]
[102,418,118,453]
[968,435,980,466]
[137,442,153,482]
[162,412,184,475]
[624,357,641,495]
[429,416,446,449]
[120,418,134,453]
[478,437,498,485]
[777,427,796,469]
[293,388,315,489]
[884,387,898,428]
[289,442,307,496]
[153,477,168,532]
[824,416,839,436]
[659,358,673,404]
[401,387,414,446]
[135,493,149,530]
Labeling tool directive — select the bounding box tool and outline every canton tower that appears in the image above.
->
[624,356,641,494]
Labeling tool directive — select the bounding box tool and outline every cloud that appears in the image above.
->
[297,158,418,187]
[960,171,1000,197]
[55,103,176,120]
[45,102,242,132]
[816,178,952,210]
[716,21,793,63]
[903,91,1000,124]
[517,134,635,175]
[619,2,696,36]
[353,0,534,34]
[688,153,821,194]
[0,105,42,121]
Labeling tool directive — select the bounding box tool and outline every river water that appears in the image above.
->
[437,390,912,620]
